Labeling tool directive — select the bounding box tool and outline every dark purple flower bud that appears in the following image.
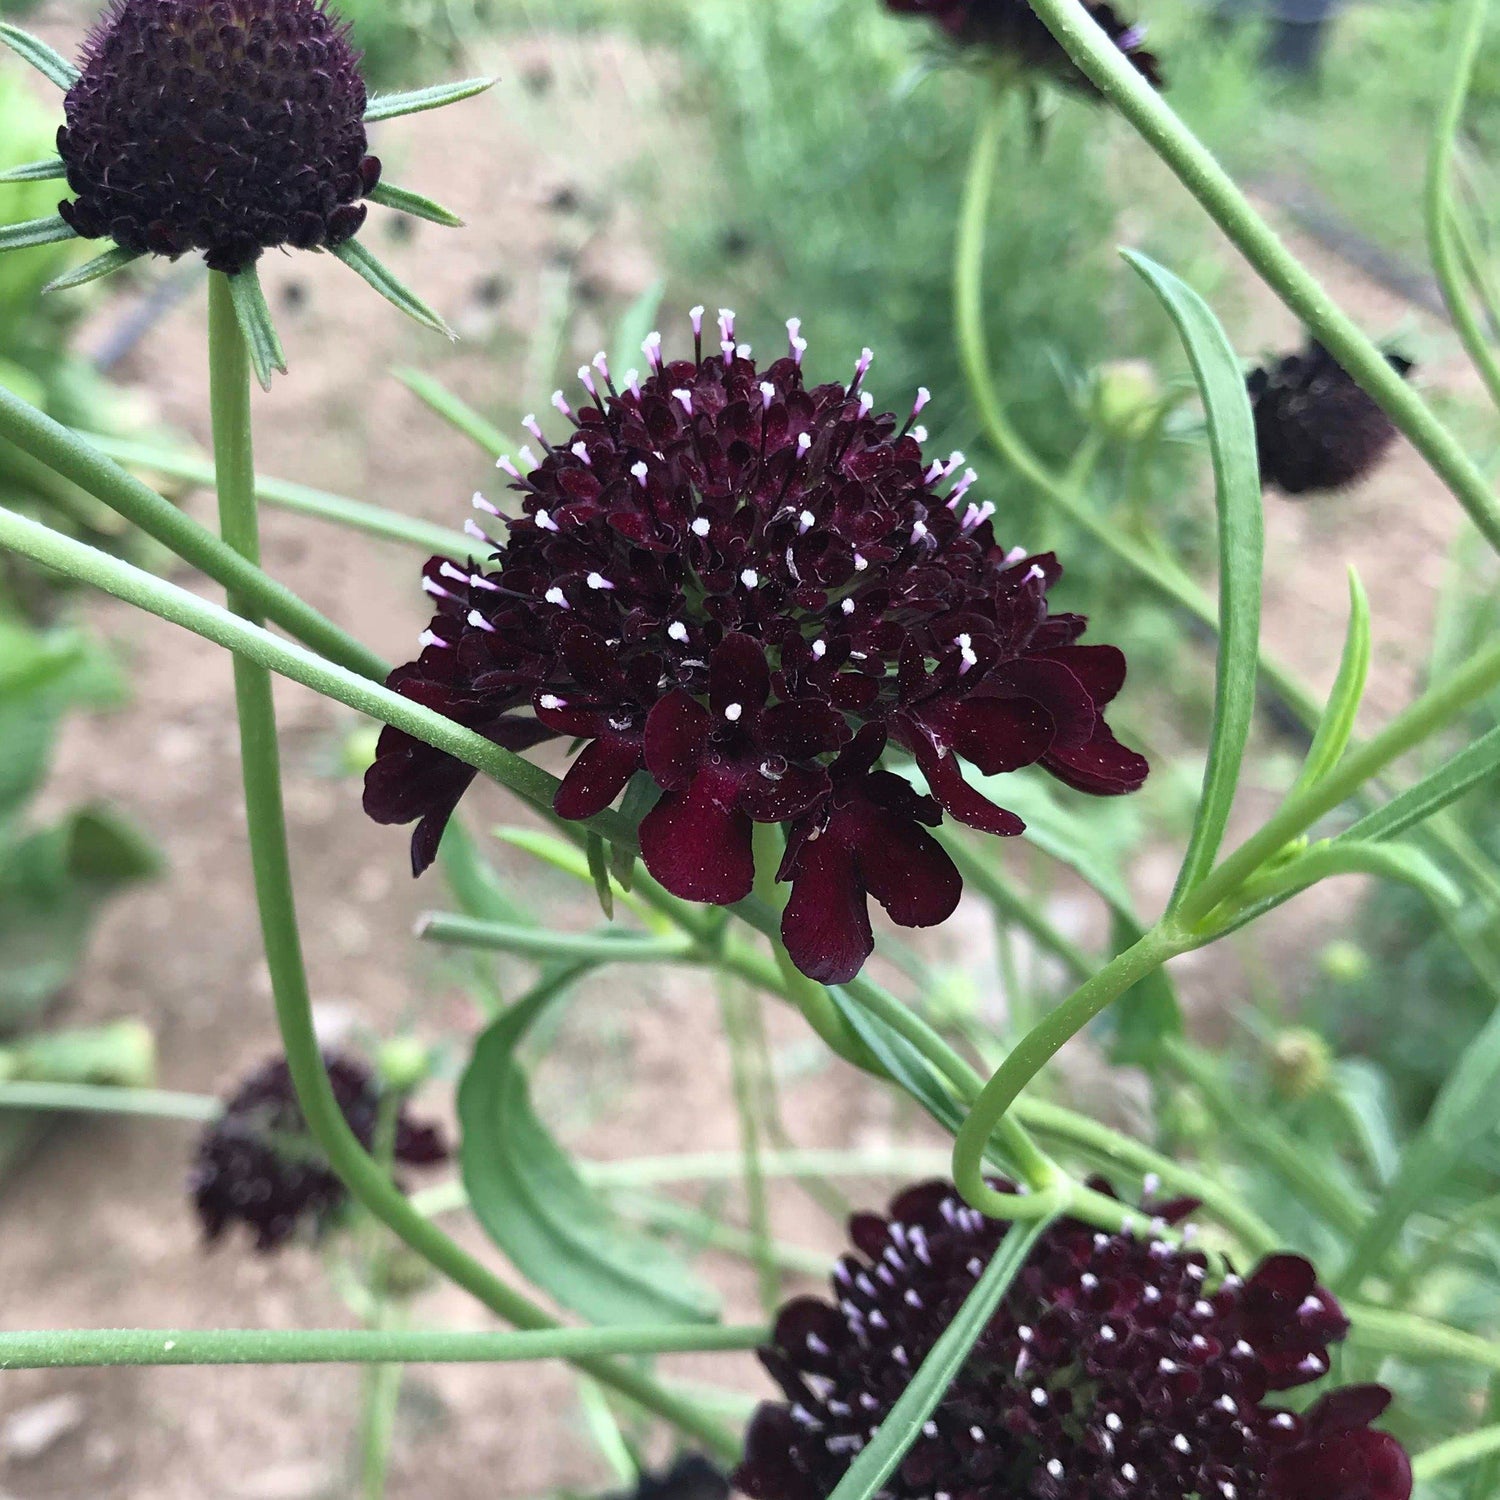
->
[884,0,1165,90]
[1248,341,1414,496]
[734,1178,1412,1500]
[57,0,378,274]
[188,1051,447,1252]
[365,314,1147,982]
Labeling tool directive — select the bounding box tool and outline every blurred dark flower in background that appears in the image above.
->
[365,312,1147,983]
[609,1455,729,1500]
[735,1178,1412,1500]
[189,1051,446,1252]
[1248,341,1414,496]
[884,0,1165,91]
[58,0,377,273]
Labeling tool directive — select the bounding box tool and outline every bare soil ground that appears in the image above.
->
[0,8,1481,1498]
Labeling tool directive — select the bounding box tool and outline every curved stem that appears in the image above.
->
[0,1082,220,1121]
[951,926,1186,1217]
[1023,0,1500,555]
[0,1323,765,1372]
[202,274,737,1462]
[1414,1425,1500,1486]
[1345,1301,1500,1374]
[1427,0,1500,414]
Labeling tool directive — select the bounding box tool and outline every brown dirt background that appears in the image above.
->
[0,6,1481,1497]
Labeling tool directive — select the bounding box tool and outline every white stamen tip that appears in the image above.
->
[724,703,744,722]
[464,519,489,542]
[586,572,614,591]
[911,424,928,443]
[467,609,495,632]
[740,568,759,588]
[668,622,689,643]
[760,380,777,409]
[418,629,449,649]
[571,441,591,464]
[538,694,565,710]
[673,388,693,414]
[522,412,542,439]
[544,586,568,608]
[811,639,827,659]
[797,432,813,454]
[535,508,558,531]
[691,517,711,537]
[858,392,874,416]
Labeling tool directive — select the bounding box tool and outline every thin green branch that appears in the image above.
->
[0,1324,765,1372]
[1414,1426,1500,1485]
[85,435,474,560]
[417,912,693,963]
[1023,0,1500,555]
[1346,1301,1500,1374]
[0,1082,219,1122]
[1427,0,1500,414]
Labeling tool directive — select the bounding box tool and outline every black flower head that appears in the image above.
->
[58,0,374,273]
[884,0,1164,91]
[735,1178,1413,1500]
[1,4,487,380]
[189,1050,447,1252]
[610,1455,730,1500]
[1248,341,1414,496]
[364,311,1148,984]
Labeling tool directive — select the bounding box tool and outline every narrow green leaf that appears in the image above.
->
[610,773,658,893]
[368,180,464,228]
[1291,569,1371,796]
[826,988,966,1136]
[1338,724,1500,845]
[419,913,690,965]
[609,278,667,383]
[226,266,287,391]
[0,23,81,89]
[364,77,494,123]
[1122,252,1264,915]
[824,1218,1051,1500]
[394,367,516,461]
[43,246,141,295]
[586,832,614,920]
[0,216,79,254]
[331,239,455,340]
[458,987,721,1326]
[0,158,66,184]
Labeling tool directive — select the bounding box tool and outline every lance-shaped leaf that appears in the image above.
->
[0,158,67,185]
[1338,723,1500,845]
[0,23,81,89]
[1122,251,1264,917]
[44,246,141,295]
[364,77,494,123]
[226,266,287,391]
[458,984,721,1326]
[332,238,454,339]
[1290,568,1370,797]
[368,181,464,228]
[0,216,79,254]
[585,832,614,920]
[394,367,517,461]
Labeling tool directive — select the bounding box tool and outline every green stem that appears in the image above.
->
[0,504,638,852]
[1414,1425,1500,1486]
[1345,1301,1500,1374]
[1181,634,1500,928]
[358,1304,405,1500]
[0,382,385,681]
[0,1082,220,1121]
[0,1324,766,1372]
[202,274,736,1463]
[417,914,692,964]
[952,926,1184,1217]
[1427,0,1500,415]
[1023,0,1500,555]
[87,435,475,561]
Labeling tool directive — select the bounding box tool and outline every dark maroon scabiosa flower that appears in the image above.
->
[1248,341,1414,497]
[189,1051,446,1252]
[57,0,376,273]
[884,0,1164,91]
[364,312,1147,982]
[735,1178,1412,1500]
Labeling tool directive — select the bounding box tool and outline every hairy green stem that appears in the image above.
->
[0,1324,765,1371]
[1427,0,1500,414]
[417,914,692,964]
[202,274,736,1461]
[1024,0,1500,553]
[0,1082,219,1121]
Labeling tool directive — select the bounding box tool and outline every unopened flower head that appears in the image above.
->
[189,1051,446,1252]
[59,0,377,273]
[1248,340,1413,496]
[365,312,1147,983]
[884,0,1164,91]
[735,1178,1412,1500]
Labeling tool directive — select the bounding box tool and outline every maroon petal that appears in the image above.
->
[639,770,755,904]
[740,761,832,824]
[644,690,713,789]
[781,825,874,985]
[554,735,644,821]
[912,736,1025,837]
[709,631,771,717]
[856,798,963,929]
[947,693,1058,774]
[1040,643,1128,706]
[1043,722,1149,796]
